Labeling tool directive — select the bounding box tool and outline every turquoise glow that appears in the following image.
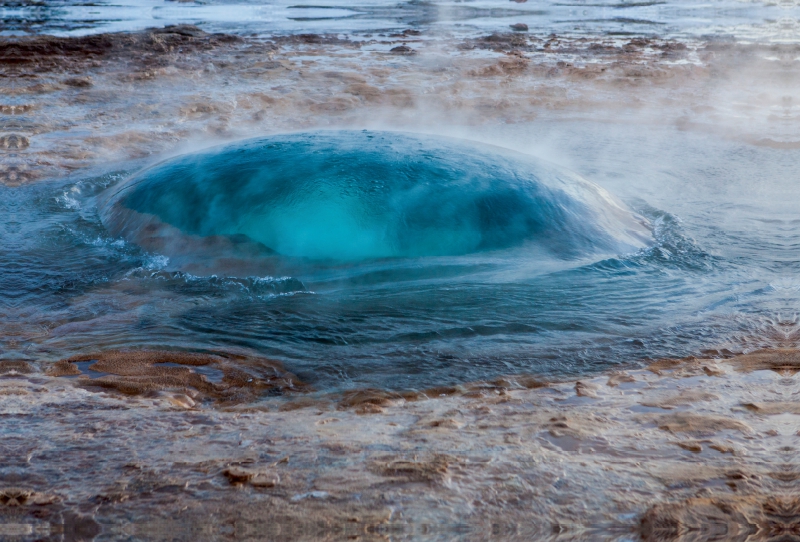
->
[105,131,651,262]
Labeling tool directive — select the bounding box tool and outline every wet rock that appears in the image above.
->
[46,360,81,377]
[730,349,800,375]
[641,390,720,410]
[0,360,34,376]
[223,466,255,484]
[675,440,703,453]
[490,375,548,390]
[389,45,415,55]
[427,418,461,429]
[575,381,598,398]
[290,490,329,501]
[646,356,725,378]
[223,466,280,488]
[471,57,529,76]
[278,396,332,411]
[0,27,235,71]
[54,349,306,404]
[379,455,451,482]
[154,391,196,409]
[646,349,800,379]
[63,76,93,88]
[337,388,415,410]
[606,372,635,387]
[510,23,528,32]
[709,442,735,455]
[741,402,800,415]
[153,24,206,38]
[355,403,385,415]
[657,413,751,436]
[0,104,35,114]
[545,415,588,438]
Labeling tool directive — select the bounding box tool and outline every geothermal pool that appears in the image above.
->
[5,125,800,391]
[6,5,800,532]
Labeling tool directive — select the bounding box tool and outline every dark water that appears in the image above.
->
[4,126,800,391]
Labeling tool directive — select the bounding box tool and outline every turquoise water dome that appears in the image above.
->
[101,131,652,268]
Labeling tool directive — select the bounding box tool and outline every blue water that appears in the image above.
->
[6,126,800,391]
[103,132,651,265]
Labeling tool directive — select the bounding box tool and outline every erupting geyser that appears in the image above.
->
[101,131,652,269]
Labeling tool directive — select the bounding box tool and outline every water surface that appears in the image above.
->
[4,125,799,391]
[3,0,799,42]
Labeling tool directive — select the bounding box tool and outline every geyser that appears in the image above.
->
[101,131,651,267]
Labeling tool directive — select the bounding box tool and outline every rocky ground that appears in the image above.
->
[2,26,799,185]
[1,350,800,541]
[3,25,800,541]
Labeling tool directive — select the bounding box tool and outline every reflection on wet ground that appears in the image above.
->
[3,0,800,42]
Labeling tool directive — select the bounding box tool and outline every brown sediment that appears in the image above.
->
[45,359,82,376]
[0,25,238,71]
[376,454,453,483]
[278,396,333,412]
[0,360,34,375]
[647,349,800,377]
[607,371,637,387]
[575,380,599,398]
[490,374,549,389]
[3,27,798,185]
[641,390,721,409]
[741,402,800,415]
[337,388,419,410]
[656,412,752,435]
[709,443,736,455]
[223,466,280,488]
[546,414,593,438]
[674,440,704,453]
[45,345,555,411]
[48,349,306,404]
[2,348,800,538]
[728,349,800,375]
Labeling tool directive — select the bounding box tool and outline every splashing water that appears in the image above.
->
[101,131,652,271]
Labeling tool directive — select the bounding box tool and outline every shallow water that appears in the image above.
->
[3,0,800,42]
[5,124,800,391]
